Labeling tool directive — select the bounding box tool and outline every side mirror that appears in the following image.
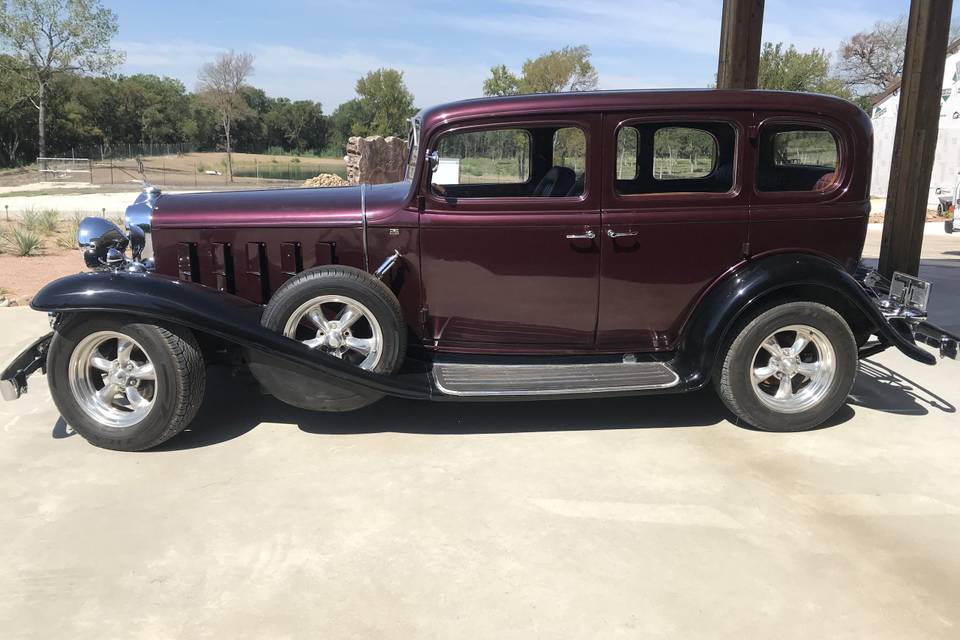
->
[427,150,439,172]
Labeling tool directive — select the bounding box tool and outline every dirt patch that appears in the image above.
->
[0,251,81,305]
[0,218,85,304]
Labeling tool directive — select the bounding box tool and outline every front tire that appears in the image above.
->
[47,316,206,451]
[714,302,857,432]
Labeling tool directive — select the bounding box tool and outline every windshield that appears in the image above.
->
[405,116,421,180]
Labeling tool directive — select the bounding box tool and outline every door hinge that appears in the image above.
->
[742,241,751,258]
[419,307,429,325]
[417,194,425,212]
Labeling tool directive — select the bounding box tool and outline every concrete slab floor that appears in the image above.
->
[1,310,959,639]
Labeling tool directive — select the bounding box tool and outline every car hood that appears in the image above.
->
[153,181,412,229]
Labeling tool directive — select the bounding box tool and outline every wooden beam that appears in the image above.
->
[878,0,953,278]
[716,0,765,89]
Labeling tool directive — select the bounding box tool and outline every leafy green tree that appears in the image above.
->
[326,98,364,154]
[0,0,122,161]
[354,68,416,138]
[0,55,33,164]
[483,64,521,96]
[483,45,598,96]
[758,43,852,100]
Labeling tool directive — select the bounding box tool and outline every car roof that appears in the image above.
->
[417,89,867,135]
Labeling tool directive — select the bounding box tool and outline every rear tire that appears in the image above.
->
[47,315,205,451]
[714,302,857,432]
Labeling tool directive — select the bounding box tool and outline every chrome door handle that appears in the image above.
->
[607,229,639,238]
[566,230,596,240]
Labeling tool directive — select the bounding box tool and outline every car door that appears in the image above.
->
[419,114,602,350]
[597,112,750,352]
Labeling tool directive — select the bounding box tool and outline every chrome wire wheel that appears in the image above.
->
[283,295,384,370]
[750,324,837,414]
[67,331,157,428]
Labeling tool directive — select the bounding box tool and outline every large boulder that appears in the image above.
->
[346,136,408,185]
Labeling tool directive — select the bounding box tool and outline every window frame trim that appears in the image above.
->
[753,116,847,200]
[606,114,744,204]
[421,116,594,212]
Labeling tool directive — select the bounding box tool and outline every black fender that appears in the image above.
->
[31,271,431,401]
[674,253,936,389]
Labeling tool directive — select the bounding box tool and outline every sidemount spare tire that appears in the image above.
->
[257,265,406,412]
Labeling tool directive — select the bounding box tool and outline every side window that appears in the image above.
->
[653,128,716,179]
[431,125,587,199]
[758,124,839,192]
[433,128,530,187]
[614,122,735,195]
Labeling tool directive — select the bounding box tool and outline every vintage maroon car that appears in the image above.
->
[2,89,957,451]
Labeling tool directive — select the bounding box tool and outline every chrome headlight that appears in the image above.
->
[124,186,159,262]
[77,217,129,269]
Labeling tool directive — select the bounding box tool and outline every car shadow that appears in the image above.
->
[144,356,954,451]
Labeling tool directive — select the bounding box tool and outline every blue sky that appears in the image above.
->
[105,0,956,111]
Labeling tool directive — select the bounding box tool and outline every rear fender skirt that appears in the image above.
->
[675,252,936,388]
[30,271,430,400]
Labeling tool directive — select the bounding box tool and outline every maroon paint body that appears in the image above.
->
[150,89,873,356]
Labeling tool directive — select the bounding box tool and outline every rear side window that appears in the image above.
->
[758,124,839,192]
[615,122,735,195]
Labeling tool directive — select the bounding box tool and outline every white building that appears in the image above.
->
[871,39,960,205]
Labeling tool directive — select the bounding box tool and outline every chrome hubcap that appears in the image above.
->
[283,295,383,370]
[750,324,836,414]
[67,331,157,428]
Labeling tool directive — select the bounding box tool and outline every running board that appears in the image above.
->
[432,360,679,397]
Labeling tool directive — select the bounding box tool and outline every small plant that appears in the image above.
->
[8,227,43,256]
[57,211,84,249]
[21,208,60,236]
[196,162,206,173]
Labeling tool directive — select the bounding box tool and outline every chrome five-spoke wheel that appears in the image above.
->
[283,295,384,370]
[750,324,836,414]
[67,331,157,428]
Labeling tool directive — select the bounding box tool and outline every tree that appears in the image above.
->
[483,45,598,96]
[354,68,416,138]
[0,0,121,163]
[837,16,960,102]
[837,17,908,98]
[326,98,365,154]
[758,43,852,100]
[197,50,254,181]
[483,64,520,96]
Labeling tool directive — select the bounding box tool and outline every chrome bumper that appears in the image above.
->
[0,332,53,400]
[913,321,959,360]
[857,267,958,361]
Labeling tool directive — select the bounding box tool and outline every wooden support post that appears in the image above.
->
[716,0,765,89]
[878,0,953,278]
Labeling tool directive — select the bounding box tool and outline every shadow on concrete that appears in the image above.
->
[144,356,954,451]
[848,358,956,417]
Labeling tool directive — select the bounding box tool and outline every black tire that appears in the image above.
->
[259,266,405,412]
[47,315,205,451]
[714,302,857,432]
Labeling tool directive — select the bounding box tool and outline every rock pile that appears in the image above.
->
[345,136,407,185]
[302,173,349,188]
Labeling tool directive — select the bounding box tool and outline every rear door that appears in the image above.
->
[597,112,751,351]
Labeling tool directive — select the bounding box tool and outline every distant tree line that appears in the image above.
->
[0,56,417,167]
